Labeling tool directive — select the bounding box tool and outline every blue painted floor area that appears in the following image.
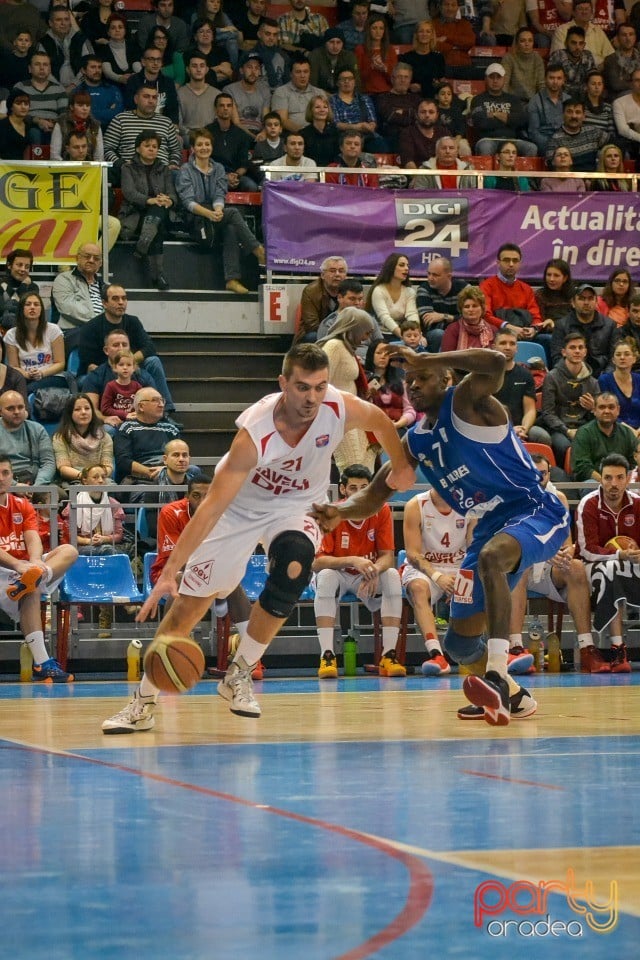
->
[0,675,638,959]
[2,668,638,699]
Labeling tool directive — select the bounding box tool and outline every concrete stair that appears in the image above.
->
[154,333,291,461]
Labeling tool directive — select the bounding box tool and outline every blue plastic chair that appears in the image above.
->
[515,341,546,365]
[59,554,144,605]
[67,349,80,376]
[240,554,268,601]
[57,555,145,667]
[142,552,158,600]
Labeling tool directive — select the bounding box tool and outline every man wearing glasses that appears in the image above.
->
[123,46,179,124]
[113,387,181,483]
[51,242,105,330]
[77,284,177,415]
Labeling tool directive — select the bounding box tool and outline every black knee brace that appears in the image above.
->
[259,531,315,619]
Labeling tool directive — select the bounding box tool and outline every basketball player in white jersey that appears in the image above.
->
[102,340,414,733]
[401,486,473,676]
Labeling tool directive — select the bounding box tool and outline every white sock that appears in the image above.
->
[577,633,593,649]
[318,627,334,654]
[235,633,267,667]
[486,637,509,677]
[139,674,160,700]
[424,635,442,655]
[508,633,521,649]
[382,626,398,652]
[507,675,520,697]
[43,565,54,586]
[234,620,249,642]
[25,630,48,665]
[610,635,623,647]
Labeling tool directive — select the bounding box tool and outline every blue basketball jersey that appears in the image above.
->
[406,388,560,530]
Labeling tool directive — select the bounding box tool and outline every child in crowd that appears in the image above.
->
[400,318,427,352]
[100,349,143,423]
[251,111,285,163]
[61,463,127,636]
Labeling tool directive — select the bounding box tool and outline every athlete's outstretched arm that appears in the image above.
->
[311,436,418,532]
[389,345,505,394]
[342,392,415,492]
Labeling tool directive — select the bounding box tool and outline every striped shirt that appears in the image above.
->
[14,79,67,120]
[103,110,182,165]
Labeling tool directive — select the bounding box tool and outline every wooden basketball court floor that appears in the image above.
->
[0,670,638,959]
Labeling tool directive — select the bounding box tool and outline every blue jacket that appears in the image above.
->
[175,156,228,216]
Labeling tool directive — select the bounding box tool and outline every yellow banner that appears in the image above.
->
[0,163,102,263]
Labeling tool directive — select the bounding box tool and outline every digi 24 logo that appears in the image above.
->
[394,198,469,260]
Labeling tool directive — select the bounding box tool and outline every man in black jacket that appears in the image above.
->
[471,62,538,156]
[78,284,177,414]
[124,45,180,124]
[38,5,93,91]
[550,284,619,376]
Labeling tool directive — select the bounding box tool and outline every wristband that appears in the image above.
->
[432,571,442,584]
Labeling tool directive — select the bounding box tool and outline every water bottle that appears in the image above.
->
[527,619,544,671]
[547,632,562,673]
[20,642,33,682]
[343,635,357,677]
[127,639,143,681]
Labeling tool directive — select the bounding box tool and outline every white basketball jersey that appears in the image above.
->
[225,385,346,516]
[416,489,468,572]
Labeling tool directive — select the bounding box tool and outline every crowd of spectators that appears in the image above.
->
[0,3,640,662]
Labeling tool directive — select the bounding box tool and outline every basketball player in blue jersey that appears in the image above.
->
[312,346,571,726]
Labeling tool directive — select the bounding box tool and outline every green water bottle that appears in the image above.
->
[343,635,357,677]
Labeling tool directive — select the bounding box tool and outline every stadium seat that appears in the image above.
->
[56,555,144,667]
[515,341,546,364]
[142,551,157,601]
[563,447,572,477]
[225,192,263,205]
[24,145,50,160]
[240,553,268,601]
[67,349,80,377]
[469,155,493,170]
[523,441,557,468]
[515,156,545,171]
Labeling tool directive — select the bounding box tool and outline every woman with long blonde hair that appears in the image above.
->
[404,20,446,97]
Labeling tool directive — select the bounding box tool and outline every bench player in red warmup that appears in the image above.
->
[0,455,78,681]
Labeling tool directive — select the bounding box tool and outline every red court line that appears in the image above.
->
[462,768,565,791]
[18,743,434,959]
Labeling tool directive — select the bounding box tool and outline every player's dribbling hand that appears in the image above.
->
[309,502,342,533]
[136,573,179,622]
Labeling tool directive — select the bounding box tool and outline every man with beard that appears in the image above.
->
[399,97,450,168]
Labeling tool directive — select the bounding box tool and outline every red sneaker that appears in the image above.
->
[251,660,264,681]
[610,644,631,674]
[580,645,611,673]
[507,646,535,675]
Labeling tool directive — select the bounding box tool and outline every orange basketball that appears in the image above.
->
[606,535,638,552]
[143,635,205,694]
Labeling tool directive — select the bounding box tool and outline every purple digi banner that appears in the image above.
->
[262,181,640,281]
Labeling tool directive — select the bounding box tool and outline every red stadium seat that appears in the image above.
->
[225,191,263,205]
[524,442,557,468]
[24,145,50,160]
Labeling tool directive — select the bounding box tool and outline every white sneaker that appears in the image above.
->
[218,657,261,717]
[102,692,156,734]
